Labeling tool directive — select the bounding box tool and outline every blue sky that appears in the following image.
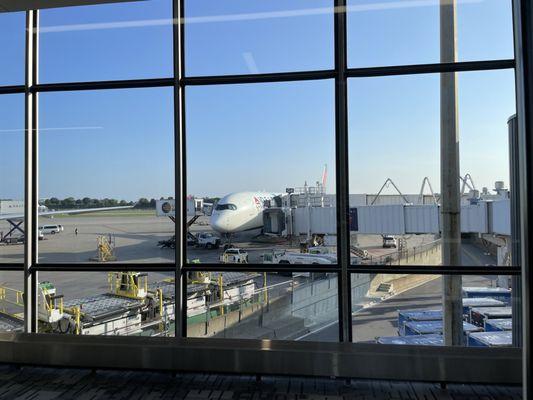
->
[0,0,516,200]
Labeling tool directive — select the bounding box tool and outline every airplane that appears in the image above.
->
[0,202,133,242]
[209,191,281,235]
[210,165,329,235]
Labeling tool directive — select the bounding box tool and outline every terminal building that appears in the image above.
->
[0,0,532,399]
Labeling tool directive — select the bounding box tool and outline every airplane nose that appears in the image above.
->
[210,214,232,233]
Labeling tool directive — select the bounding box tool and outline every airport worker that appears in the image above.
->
[75,228,78,236]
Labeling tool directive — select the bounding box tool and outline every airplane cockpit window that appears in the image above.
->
[215,204,237,211]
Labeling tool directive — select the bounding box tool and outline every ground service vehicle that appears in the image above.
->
[262,250,335,265]
[195,232,221,249]
[219,248,249,263]
[39,224,62,235]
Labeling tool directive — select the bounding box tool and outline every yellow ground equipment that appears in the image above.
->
[0,285,24,327]
[0,285,24,313]
[92,234,117,262]
[38,281,64,324]
[0,281,64,324]
[108,272,148,300]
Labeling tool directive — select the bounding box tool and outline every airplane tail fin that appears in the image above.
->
[321,164,328,191]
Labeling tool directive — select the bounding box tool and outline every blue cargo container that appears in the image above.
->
[377,334,443,346]
[467,331,512,347]
[397,310,442,336]
[462,287,511,305]
[470,306,512,327]
[462,297,505,315]
[485,318,512,332]
[404,320,481,336]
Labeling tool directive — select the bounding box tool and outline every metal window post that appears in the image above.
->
[173,0,185,338]
[334,0,352,343]
[512,0,533,397]
[508,115,522,348]
[23,9,39,333]
[440,0,463,346]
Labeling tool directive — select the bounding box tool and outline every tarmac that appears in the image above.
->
[1,211,502,341]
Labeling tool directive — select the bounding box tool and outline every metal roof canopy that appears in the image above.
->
[0,0,140,12]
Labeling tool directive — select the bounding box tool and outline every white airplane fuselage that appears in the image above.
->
[210,192,279,234]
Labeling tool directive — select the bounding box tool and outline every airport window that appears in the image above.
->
[186,271,339,341]
[351,273,517,347]
[0,94,25,264]
[39,0,173,83]
[185,80,336,266]
[347,0,514,68]
[0,12,25,86]
[38,88,175,264]
[0,0,526,379]
[184,0,334,76]
[347,69,517,268]
[38,271,174,335]
[348,73,440,267]
[458,69,517,266]
[0,271,24,333]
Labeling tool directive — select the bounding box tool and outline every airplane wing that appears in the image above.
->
[0,205,134,221]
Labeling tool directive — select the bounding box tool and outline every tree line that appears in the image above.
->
[41,197,173,210]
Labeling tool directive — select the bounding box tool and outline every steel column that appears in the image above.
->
[440,0,463,347]
[173,0,185,338]
[508,115,522,347]
[512,0,533,396]
[334,0,351,343]
[23,9,39,333]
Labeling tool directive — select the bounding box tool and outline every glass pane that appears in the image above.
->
[185,0,334,76]
[0,271,24,332]
[38,271,173,335]
[348,74,441,267]
[0,12,25,86]
[0,94,24,263]
[352,273,516,347]
[347,0,514,68]
[39,0,173,83]
[38,88,175,264]
[348,70,516,267]
[187,271,339,341]
[186,80,336,265]
[459,69,516,266]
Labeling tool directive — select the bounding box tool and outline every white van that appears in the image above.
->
[39,224,62,235]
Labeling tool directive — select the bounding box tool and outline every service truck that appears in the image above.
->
[219,248,249,263]
[262,250,335,265]
[195,232,221,249]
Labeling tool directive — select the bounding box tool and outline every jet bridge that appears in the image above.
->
[352,200,510,236]
[265,199,511,237]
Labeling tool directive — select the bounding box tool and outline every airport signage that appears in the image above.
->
[156,199,176,217]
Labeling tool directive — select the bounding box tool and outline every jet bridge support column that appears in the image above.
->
[440,0,463,346]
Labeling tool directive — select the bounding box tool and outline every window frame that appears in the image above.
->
[0,0,529,385]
